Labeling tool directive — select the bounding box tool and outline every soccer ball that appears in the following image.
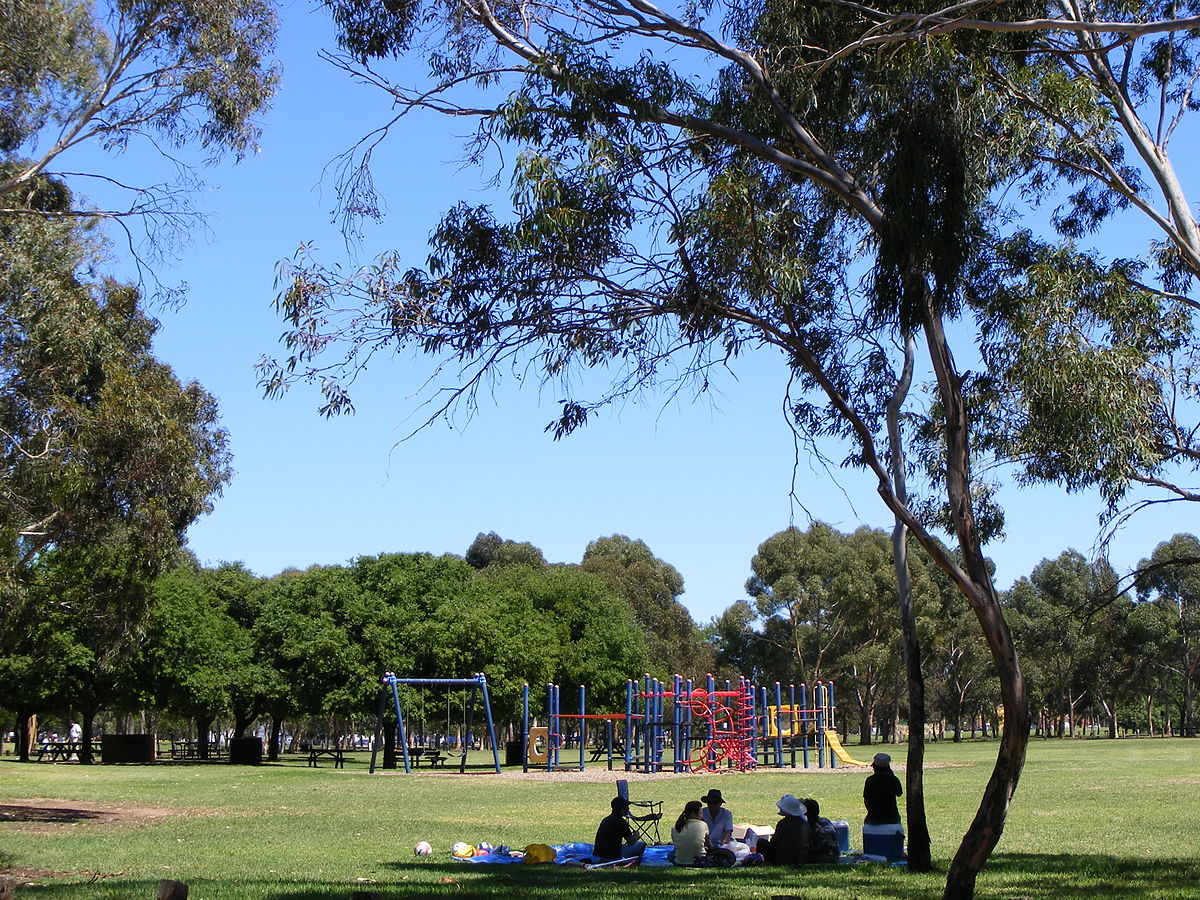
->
[477,841,492,854]
[451,841,476,858]
[414,841,433,856]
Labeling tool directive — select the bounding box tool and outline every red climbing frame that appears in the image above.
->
[687,681,756,772]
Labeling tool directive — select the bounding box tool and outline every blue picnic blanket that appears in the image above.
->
[457,843,673,867]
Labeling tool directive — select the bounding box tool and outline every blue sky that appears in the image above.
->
[81,2,1198,622]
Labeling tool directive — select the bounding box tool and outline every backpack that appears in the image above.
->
[809,819,840,864]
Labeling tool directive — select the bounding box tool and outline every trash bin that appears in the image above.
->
[505,740,523,767]
[102,734,156,764]
[228,737,263,765]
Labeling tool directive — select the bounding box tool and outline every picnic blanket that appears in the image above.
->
[455,843,673,867]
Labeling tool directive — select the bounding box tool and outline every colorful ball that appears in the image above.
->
[451,841,476,858]
[478,841,492,854]
[413,841,433,856]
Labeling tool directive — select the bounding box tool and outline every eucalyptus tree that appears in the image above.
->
[1,0,279,248]
[1135,534,1200,736]
[1,205,232,761]
[252,565,379,729]
[1006,551,1118,737]
[465,532,547,570]
[746,523,861,686]
[581,534,713,680]
[822,3,1200,541]
[260,0,1047,892]
[0,223,232,579]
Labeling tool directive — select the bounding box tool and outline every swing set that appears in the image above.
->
[370,673,501,774]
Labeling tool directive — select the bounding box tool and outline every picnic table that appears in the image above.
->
[307,745,346,768]
[35,741,101,762]
[169,739,224,760]
[412,748,447,767]
[589,743,625,763]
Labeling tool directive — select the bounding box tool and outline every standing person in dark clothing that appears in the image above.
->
[863,752,903,825]
[593,796,646,862]
[757,794,810,865]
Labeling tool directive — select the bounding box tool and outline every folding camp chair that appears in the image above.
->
[617,779,663,844]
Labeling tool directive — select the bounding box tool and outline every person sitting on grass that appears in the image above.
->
[757,794,810,865]
[669,800,710,866]
[593,796,646,863]
[701,788,751,862]
[804,798,840,863]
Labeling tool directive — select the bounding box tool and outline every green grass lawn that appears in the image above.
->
[2,738,1198,899]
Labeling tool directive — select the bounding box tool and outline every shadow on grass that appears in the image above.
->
[0,804,106,825]
[6,854,1199,899]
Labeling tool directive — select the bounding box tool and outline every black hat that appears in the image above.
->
[700,789,725,805]
[611,796,630,810]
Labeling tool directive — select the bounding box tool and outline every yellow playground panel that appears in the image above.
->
[765,705,820,739]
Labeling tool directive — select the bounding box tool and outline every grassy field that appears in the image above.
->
[2,738,1198,899]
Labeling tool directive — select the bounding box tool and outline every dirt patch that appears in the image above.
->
[0,799,195,885]
[0,797,191,831]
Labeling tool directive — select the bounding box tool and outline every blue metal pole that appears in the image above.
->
[672,675,683,773]
[817,682,826,768]
[642,674,651,773]
[705,673,716,771]
[553,683,562,770]
[477,674,501,773]
[759,685,770,766]
[773,681,784,768]
[788,682,797,769]
[827,681,836,769]
[386,676,411,773]
[546,682,554,772]
[748,679,759,767]
[522,683,530,774]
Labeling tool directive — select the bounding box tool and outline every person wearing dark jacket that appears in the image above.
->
[593,796,646,862]
[863,752,903,826]
[757,794,810,865]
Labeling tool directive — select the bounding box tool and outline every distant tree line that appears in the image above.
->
[7,524,1197,761]
[711,525,1200,744]
[2,533,716,760]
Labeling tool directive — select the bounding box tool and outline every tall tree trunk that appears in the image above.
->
[776,291,1028,900]
[79,709,97,765]
[268,717,283,762]
[196,715,214,760]
[17,712,35,762]
[923,313,1030,900]
[887,331,932,871]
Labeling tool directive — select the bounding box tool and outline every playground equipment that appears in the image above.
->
[522,675,846,772]
[824,729,871,766]
[370,673,501,774]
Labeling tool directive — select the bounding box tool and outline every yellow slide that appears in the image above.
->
[824,730,871,766]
